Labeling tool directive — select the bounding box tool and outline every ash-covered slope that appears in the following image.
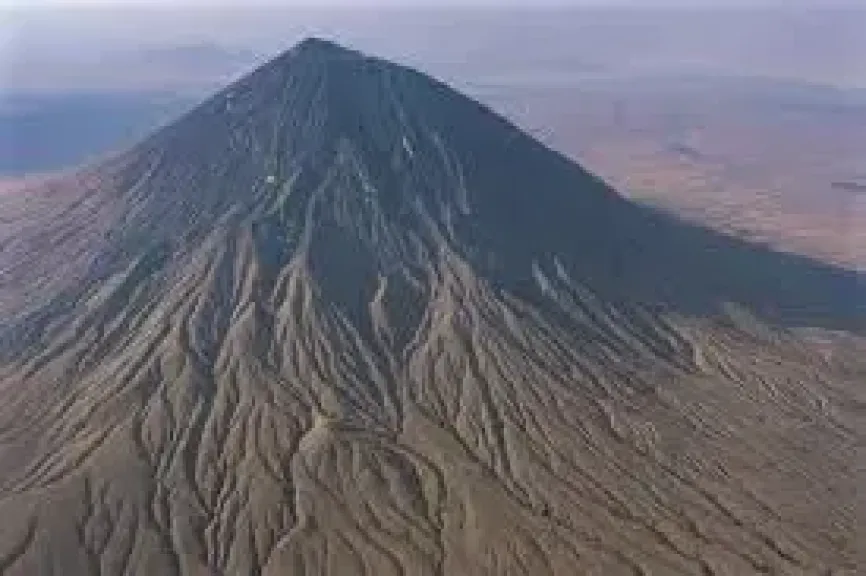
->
[0,38,862,575]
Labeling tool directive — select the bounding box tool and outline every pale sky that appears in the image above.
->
[1,1,864,94]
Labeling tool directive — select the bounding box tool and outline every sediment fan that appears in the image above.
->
[0,38,862,575]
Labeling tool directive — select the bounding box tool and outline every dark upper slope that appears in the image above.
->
[2,37,863,353]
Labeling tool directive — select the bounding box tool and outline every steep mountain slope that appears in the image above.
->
[0,38,862,576]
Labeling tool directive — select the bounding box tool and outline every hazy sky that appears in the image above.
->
[2,3,864,94]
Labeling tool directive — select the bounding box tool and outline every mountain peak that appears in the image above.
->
[199,36,410,153]
[66,37,862,339]
[0,40,861,576]
[291,36,364,59]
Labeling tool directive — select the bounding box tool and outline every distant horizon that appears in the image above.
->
[4,5,866,95]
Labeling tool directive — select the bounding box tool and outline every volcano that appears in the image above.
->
[0,38,861,575]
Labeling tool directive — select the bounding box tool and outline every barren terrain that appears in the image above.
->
[0,41,863,576]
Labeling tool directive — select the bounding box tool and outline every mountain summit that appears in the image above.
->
[0,39,861,575]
